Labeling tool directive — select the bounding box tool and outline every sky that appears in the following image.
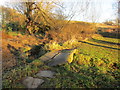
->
[0,0,117,23]
[61,0,117,23]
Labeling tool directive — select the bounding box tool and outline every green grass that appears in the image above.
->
[92,35,119,43]
[40,36,120,88]
[2,59,52,88]
[7,32,19,36]
[3,35,120,88]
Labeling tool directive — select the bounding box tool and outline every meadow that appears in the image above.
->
[1,1,120,89]
[3,33,120,88]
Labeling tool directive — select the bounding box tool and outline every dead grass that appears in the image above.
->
[2,40,17,70]
[48,22,96,43]
[2,31,44,70]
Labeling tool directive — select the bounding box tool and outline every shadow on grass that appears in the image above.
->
[98,32,120,39]
[7,44,48,63]
[40,64,119,88]
[40,65,95,88]
[28,44,48,60]
[7,44,23,59]
[79,41,120,50]
[91,38,120,45]
[7,44,25,65]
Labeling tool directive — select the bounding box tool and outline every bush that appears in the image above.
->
[6,22,20,32]
[48,22,96,43]
[103,21,114,25]
[44,39,80,50]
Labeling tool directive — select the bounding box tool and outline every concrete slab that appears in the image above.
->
[39,51,59,61]
[36,70,55,78]
[47,49,76,66]
[22,77,44,88]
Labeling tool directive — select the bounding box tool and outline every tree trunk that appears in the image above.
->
[25,2,34,35]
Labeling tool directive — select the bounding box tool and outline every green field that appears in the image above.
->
[3,35,120,88]
[40,36,120,88]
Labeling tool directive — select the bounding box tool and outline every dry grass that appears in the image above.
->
[48,22,96,43]
[2,31,43,70]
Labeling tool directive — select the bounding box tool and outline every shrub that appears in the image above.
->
[6,22,20,32]
[48,22,96,43]
[103,21,114,25]
[44,39,80,50]
[44,42,63,50]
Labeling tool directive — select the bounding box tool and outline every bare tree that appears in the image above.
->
[8,0,62,34]
[4,0,101,35]
[118,0,120,25]
[112,0,120,25]
[79,0,102,23]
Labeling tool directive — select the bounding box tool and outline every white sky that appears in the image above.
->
[0,0,117,23]
[61,0,117,22]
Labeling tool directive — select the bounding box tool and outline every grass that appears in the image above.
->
[91,34,119,45]
[7,31,19,36]
[5,30,26,36]
[44,39,80,50]
[92,35,119,43]
[3,35,120,88]
[40,36,120,88]
[2,59,50,88]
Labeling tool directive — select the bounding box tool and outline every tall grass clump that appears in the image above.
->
[44,39,80,50]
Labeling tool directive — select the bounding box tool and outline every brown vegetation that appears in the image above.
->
[2,31,45,70]
[48,22,96,43]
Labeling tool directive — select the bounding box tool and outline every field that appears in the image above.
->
[2,33,120,88]
[1,1,120,89]
[40,35,120,88]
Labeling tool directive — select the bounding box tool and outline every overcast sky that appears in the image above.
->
[0,0,117,23]
[61,0,117,22]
